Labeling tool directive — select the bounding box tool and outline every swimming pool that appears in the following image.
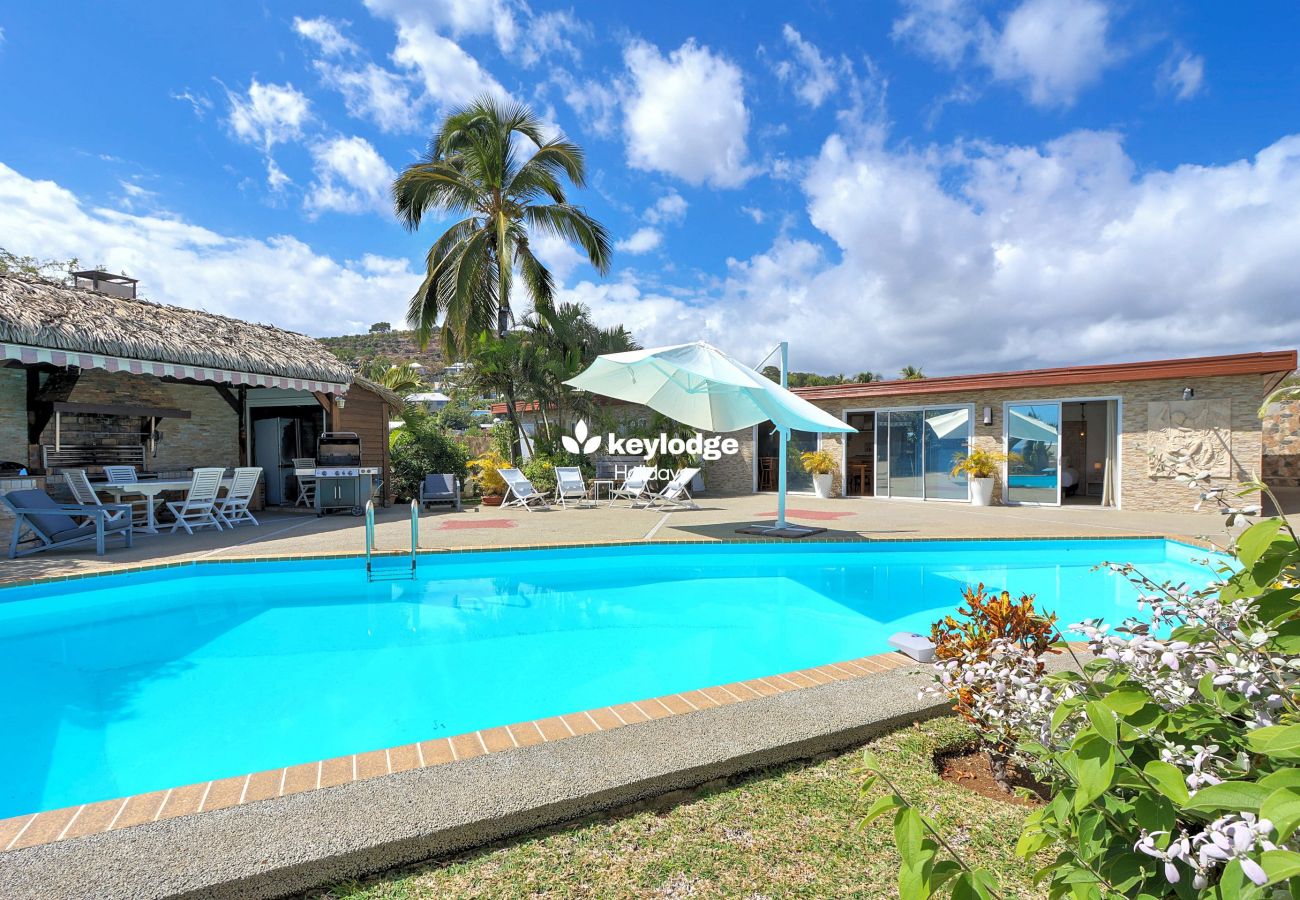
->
[0,539,1219,819]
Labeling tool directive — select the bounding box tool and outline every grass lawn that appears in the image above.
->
[311,716,1046,899]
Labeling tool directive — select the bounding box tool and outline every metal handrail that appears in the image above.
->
[409,499,419,576]
[365,500,375,577]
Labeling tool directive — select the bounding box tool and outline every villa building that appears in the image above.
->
[703,351,1297,511]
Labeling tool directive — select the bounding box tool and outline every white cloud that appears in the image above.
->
[774,25,843,108]
[615,227,662,255]
[529,229,586,283]
[622,39,756,188]
[1159,50,1206,101]
[0,161,417,336]
[560,130,1300,377]
[364,0,516,50]
[893,0,1114,108]
[319,62,426,133]
[984,0,1113,107]
[305,136,397,217]
[741,206,766,224]
[171,88,214,119]
[389,22,509,107]
[225,80,312,151]
[266,158,291,193]
[551,71,619,137]
[292,16,360,57]
[643,191,688,225]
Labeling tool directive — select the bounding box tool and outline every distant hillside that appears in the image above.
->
[318,329,446,371]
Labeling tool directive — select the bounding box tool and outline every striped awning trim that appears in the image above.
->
[1,342,350,395]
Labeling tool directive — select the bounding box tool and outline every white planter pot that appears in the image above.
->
[812,472,833,499]
[970,477,995,506]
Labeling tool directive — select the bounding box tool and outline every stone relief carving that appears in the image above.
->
[1147,399,1232,478]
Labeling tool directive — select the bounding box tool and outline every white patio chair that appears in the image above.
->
[166,467,226,534]
[216,467,262,527]
[293,458,317,508]
[646,467,701,510]
[553,466,589,509]
[63,469,132,526]
[609,465,654,507]
[99,465,152,526]
[499,468,550,511]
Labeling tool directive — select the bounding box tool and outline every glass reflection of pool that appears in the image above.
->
[0,539,1220,817]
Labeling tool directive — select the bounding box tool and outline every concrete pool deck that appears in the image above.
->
[0,491,1240,585]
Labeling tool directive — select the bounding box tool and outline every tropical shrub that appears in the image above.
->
[488,419,515,463]
[800,449,840,475]
[468,450,509,497]
[930,585,1060,791]
[388,416,469,501]
[864,510,1300,899]
[949,448,1018,479]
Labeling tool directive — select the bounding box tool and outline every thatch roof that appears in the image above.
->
[0,272,353,384]
[352,376,405,408]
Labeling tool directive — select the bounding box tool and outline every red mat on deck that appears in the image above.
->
[434,518,518,530]
[759,508,854,521]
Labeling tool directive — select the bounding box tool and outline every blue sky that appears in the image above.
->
[1,0,1297,375]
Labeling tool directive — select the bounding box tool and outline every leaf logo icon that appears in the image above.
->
[562,420,601,455]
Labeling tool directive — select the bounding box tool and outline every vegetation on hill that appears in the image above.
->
[318,329,446,372]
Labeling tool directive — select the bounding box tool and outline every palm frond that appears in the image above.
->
[524,204,612,274]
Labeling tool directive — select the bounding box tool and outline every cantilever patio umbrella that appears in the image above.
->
[565,341,855,536]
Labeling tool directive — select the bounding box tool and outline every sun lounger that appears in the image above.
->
[553,466,590,508]
[419,474,462,511]
[3,488,133,558]
[647,467,700,509]
[499,468,550,511]
[609,465,654,507]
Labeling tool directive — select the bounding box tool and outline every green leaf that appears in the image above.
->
[1236,518,1285,566]
[1085,701,1118,744]
[1252,588,1300,625]
[861,794,903,828]
[1248,724,1300,759]
[1016,827,1052,857]
[1073,736,1116,810]
[1142,760,1191,805]
[1261,787,1300,841]
[1102,687,1149,715]
[1184,780,1272,814]
[1260,768,1300,791]
[1261,849,1300,886]
[1271,620,1300,655]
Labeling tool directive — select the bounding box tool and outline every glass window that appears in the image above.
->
[1006,403,1061,504]
[886,410,924,498]
[756,424,819,493]
[924,407,970,500]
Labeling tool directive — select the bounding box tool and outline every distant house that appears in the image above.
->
[406,391,451,413]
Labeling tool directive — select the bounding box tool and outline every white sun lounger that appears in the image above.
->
[553,466,590,508]
[647,467,700,509]
[609,465,654,507]
[500,468,551,511]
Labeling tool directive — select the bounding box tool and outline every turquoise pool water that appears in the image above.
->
[0,539,1220,818]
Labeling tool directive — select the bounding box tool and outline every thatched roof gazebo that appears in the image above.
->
[0,273,352,392]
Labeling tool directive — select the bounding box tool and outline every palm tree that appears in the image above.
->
[393,97,612,355]
[363,361,425,396]
[900,365,926,380]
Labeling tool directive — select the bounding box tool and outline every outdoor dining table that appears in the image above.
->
[94,477,234,535]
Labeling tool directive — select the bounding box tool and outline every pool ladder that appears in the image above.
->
[364,500,418,581]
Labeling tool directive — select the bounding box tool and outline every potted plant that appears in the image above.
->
[949,448,1017,506]
[468,450,510,506]
[799,449,839,499]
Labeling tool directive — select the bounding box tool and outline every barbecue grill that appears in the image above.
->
[313,432,380,515]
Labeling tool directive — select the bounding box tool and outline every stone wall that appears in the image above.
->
[715,373,1271,511]
[1264,399,1300,487]
[32,370,239,473]
[0,368,26,465]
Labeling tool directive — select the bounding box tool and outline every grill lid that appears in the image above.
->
[317,431,361,466]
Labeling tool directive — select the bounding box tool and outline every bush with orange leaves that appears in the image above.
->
[930,584,1063,791]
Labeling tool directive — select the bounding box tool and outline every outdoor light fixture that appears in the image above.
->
[983,406,992,425]
[336,396,347,409]
[1183,387,1194,400]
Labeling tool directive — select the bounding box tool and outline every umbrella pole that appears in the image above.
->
[776,341,789,530]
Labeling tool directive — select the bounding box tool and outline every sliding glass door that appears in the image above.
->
[1005,403,1061,505]
[874,406,972,500]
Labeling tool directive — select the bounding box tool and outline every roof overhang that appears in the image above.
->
[1,341,351,395]
[793,351,1299,402]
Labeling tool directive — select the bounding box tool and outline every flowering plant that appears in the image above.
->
[864,497,1300,899]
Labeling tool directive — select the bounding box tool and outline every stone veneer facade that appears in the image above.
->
[1264,399,1300,488]
[0,368,238,473]
[702,373,1275,512]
